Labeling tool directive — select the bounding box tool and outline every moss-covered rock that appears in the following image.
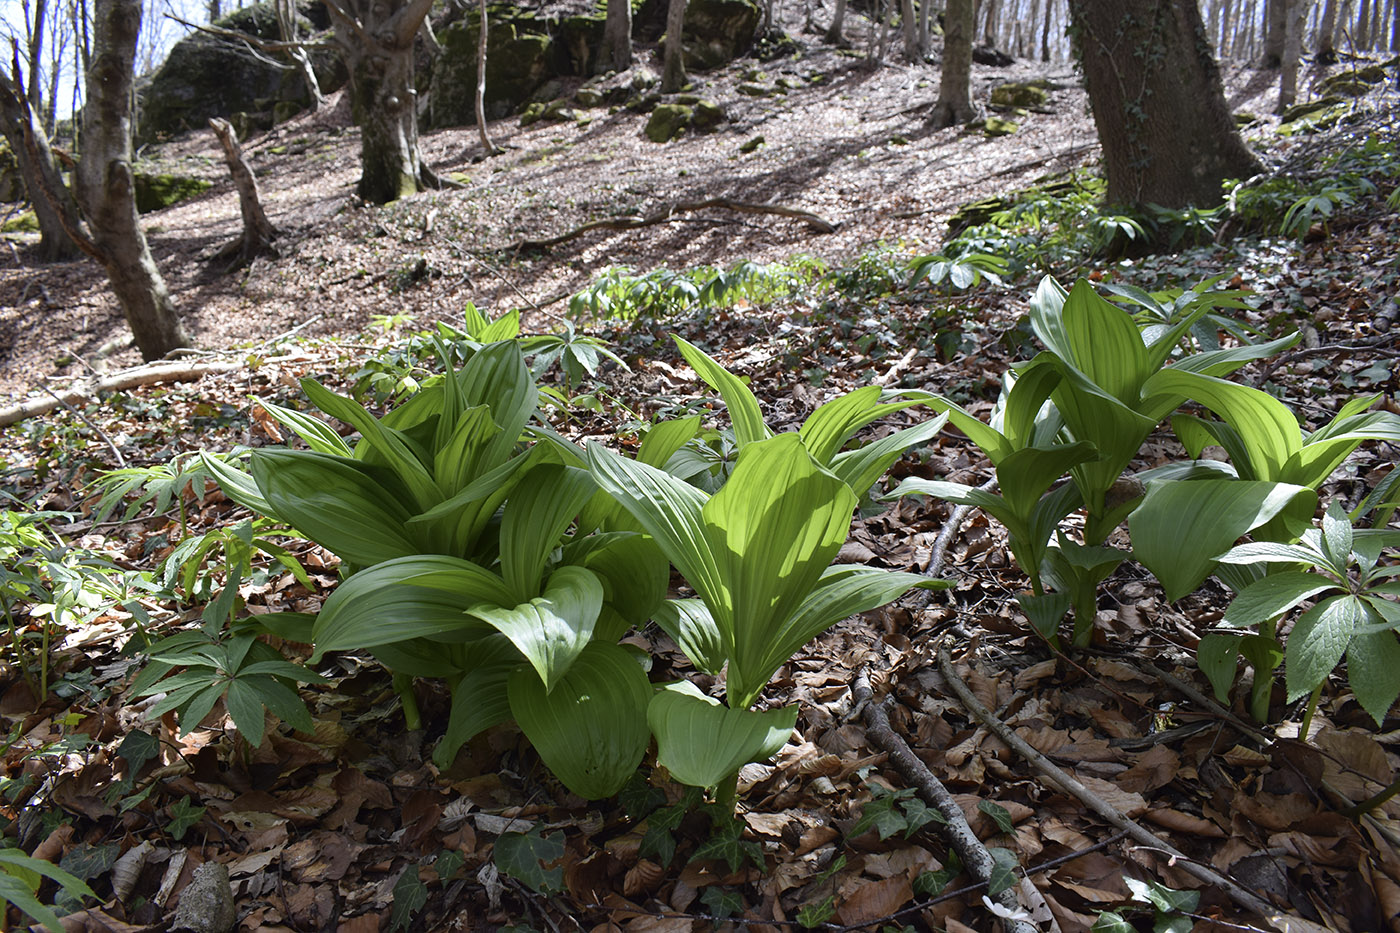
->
[133,173,213,213]
[989,82,1048,109]
[1,210,38,233]
[645,103,693,142]
[983,116,1019,137]
[1279,95,1346,124]
[431,11,553,127]
[692,99,726,130]
[1319,65,1387,97]
[138,0,341,142]
[552,11,606,76]
[521,98,578,126]
[0,141,22,203]
[739,134,764,153]
[637,0,758,70]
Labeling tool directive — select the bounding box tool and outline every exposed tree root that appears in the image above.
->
[935,641,1314,931]
[502,198,838,252]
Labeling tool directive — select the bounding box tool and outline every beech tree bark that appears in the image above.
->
[1316,0,1339,60]
[600,0,632,71]
[1068,0,1261,208]
[901,0,925,60]
[0,69,81,261]
[930,0,976,126]
[1263,0,1287,64]
[662,0,689,92]
[322,0,439,203]
[76,0,191,359]
[825,0,849,44]
[274,0,325,110]
[1278,0,1309,110]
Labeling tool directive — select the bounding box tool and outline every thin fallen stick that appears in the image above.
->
[501,197,837,252]
[854,667,1040,933]
[935,640,1306,929]
[41,384,126,467]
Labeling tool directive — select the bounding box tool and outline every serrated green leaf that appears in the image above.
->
[1223,573,1337,628]
[1345,629,1400,726]
[1286,597,1364,701]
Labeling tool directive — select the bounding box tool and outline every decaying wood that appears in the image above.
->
[503,198,838,252]
[935,640,1312,930]
[854,667,1041,933]
[0,361,242,428]
[209,117,279,270]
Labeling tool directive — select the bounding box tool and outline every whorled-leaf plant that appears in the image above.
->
[588,432,948,809]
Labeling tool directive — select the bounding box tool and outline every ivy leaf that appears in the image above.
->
[433,849,464,882]
[388,866,428,932]
[899,797,945,837]
[166,797,206,841]
[699,886,744,919]
[1091,911,1135,933]
[689,813,763,874]
[914,850,962,898]
[618,772,666,822]
[1126,877,1200,914]
[494,828,565,893]
[987,847,1020,897]
[978,799,1016,835]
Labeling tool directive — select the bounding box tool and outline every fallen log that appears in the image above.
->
[0,361,243,429]
[502,197,838,252]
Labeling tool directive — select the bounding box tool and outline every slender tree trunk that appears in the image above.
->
[601,0,632,72]
[920,0,932,51]
[1279,0,1309,109]
[1263,0,1287,63]
[1355,0,1373,45]
[931,0,976,125]
[208,117,277,269]
[324,0,439,204]
[901,0,924,59]
[76,0,191,359]
[474,0,497,154]
[1068,0,1262,208]
[662,0,689,92]
[1041,0,1054,59]
[1391,0,1398,49]
[982,0,1001,45]
[0,70,82,261]
[826,0,849,43]
[275,0,324,110]
[26,0,48,116]
[1217,0,1234,53]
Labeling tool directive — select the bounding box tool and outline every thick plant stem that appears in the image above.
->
[1299,683,1323,739]
[394,673,422,730]
[1250,617,1279,723]
[714,771,739,813]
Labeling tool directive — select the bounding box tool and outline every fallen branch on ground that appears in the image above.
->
[501,198,837,252]
[936,640,1312,931]
[0,361,243,429]
[854,667,1042,933]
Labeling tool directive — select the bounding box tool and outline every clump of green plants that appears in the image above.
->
[568,257,828,322]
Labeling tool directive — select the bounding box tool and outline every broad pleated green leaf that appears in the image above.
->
[434,634,521,766]
[652,599,727,675]
[1143,369,1300,480]
[457,341,538,466]
[648,682,796,790]
[996,359,1064,449]
[409,449,536,556]
[703,434,855,705]
[637,416,703,467]
[563,532,669,632]
[500,465,597,601]
[509,642,652,799]
[1047,364,1158,520]
[904,393,1013,463]
[1129,480,1316,600]
[1196,632,1244,702]
[674,336,771,447]
[200,452,279,518]
[798,386,927,465]
[1286,596,1364,701]
[312,555,513,658]
[996,442,1098,519]
[828,414,948,498]
[259,400,354,456]
[252,449,419,566]
[431,405,500,494]
[469,565,603,692]
[1028,275,1071,361]
[1059,278,1149,403]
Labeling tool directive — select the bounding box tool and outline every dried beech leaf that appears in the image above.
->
[835,874,914,925]
[1142,807,1227,838]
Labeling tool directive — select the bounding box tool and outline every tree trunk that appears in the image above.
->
[1217,0,1234,54]
[475,0,497,155]
[275,0,325,110]
[1355,0,1373,46]
[0,71,82,261]
[76,0,191,360]
[1278,0,1309,109]
[208,117,278,269]
[1068,0,1262,208]
[982,0,1001,46]
[826,0,849,43]
[1041,0,1054,59]
[902,0,925,59]
[662,0,689,92]
[324,0,438,204]
[26,0,48,116]
[1263,0,1287,64]
[601,0,632,72]
[931,0,976,125]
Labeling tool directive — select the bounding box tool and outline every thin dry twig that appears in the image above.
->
[936,640,1307,929]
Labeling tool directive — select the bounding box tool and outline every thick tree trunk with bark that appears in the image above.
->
[601,0,633,71]
[662,0,689,92]
[1263,0,1287,64]
[931,0,976,126]
[323,0,438,204]
[208,118,278,269]
[1068,0,1261,209]
[76,0,191,360]
[0,71,82,261]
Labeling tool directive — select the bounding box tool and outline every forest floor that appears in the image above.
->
[2,14,1400,933]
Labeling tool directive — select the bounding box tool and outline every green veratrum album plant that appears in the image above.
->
[1205,502,1400,728]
